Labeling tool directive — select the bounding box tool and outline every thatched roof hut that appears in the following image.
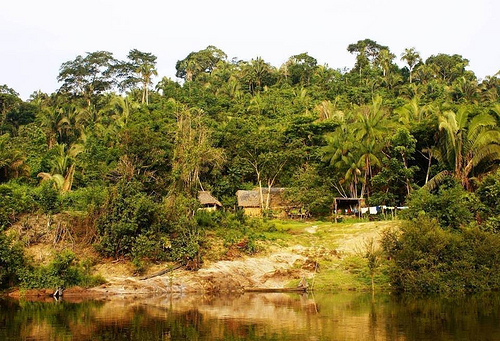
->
[198,191,222,209]
[236,188,288,216]
[236,188,286,207]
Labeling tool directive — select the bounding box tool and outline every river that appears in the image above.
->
[1,292,499,340]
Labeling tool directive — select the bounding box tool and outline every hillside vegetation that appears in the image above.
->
[1,40,499,293]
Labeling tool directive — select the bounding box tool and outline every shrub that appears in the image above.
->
[19,250,105,289]
[0,234,26,289]
[476,170,500,233]
[61,186,107,212]
[33,181,61,214]
[382,217,500,293]
[402,178,474,229]
[96,181,162,259]
[0,182,36,229]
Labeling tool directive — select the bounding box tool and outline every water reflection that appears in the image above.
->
[1,292,499,340]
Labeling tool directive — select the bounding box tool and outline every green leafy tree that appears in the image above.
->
[0,134,30,181]
[425,53,473,85]
[175,46,227,81]
[0,234,25,288]
[347,39,388,78]
[170,103,224,193]
[119,49,158,105]
[372,129,418,205]
[353,96,392,197]
[285,52,318,86]
[0,85,22,134]
[57,51,117,109]
[96,180,162,259]
[241,57,275,94]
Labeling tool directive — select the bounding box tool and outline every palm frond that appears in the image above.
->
[423,170,451,191]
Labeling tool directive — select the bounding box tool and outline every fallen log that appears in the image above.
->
[244,287,308,293]
[139,264,183,281]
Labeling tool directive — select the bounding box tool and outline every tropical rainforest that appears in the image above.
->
[1,39,500,292]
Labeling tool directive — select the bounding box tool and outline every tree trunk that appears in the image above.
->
[62,163,76,192]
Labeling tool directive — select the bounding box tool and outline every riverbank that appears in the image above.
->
[6,219,399,299]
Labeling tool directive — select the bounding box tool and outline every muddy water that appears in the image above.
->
[1,292,499,340]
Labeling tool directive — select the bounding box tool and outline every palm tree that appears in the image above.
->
[342,152,363,198]
[352,96,391,197]
[244,57,272,94]
[429,108,500,190]
[38,142,83,192]
[124,49,158,105]
[323,117,363,198]
[394,96,435,125]
[314,98,345,121]
[376,48,395,78]
[357,140,382,198]
[38,109,70,149]
[137,60,158,105]
[401,47,422,84]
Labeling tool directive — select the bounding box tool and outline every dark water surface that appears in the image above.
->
[1,292,499,340]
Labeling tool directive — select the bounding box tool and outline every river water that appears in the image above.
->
[1,292,499,340]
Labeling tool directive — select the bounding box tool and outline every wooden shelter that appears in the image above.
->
[333,197,365,222]
[236,188,288,217]
[198,191,222,211]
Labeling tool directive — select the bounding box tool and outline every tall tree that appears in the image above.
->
[57,51,117,109]
[425,54,472,85]
[347,39,388,78]
[170,102,225,193]
[0,85,21,133]
[119,49,158,105]
[285,53,318,86]
[241,57,274,94]
[401,48,422,84]
[353,96,392,198]
[175,46,227,81]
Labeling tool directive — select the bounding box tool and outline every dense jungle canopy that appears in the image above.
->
[1,41,500,289]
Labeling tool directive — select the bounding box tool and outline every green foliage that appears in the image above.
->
[33,181,61,214]
[96,180,163,259]
[402,178,475,229]
[286,163,334,216]
[61,186,107,211]
[382,217,500,293]
[0,234,25,289]
[19,250,105,289]
[476,170,500,232]
[0,42,499,284]
[0,183,36,229]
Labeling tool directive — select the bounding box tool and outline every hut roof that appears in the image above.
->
[198,191,222,206]
[236,188,287,208]
[334,197,366,208]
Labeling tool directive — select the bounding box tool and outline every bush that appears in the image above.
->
[33,181,61,214]
[61,186,107,212]
[476,170,500,233]
[0,234,26,289]
[96,181,164,259]
[382,217,500,293]
[402,178,475,229]
[19,250,104,289]
[0,182,36,229]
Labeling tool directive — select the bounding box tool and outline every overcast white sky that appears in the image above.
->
[1,0,499,99]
